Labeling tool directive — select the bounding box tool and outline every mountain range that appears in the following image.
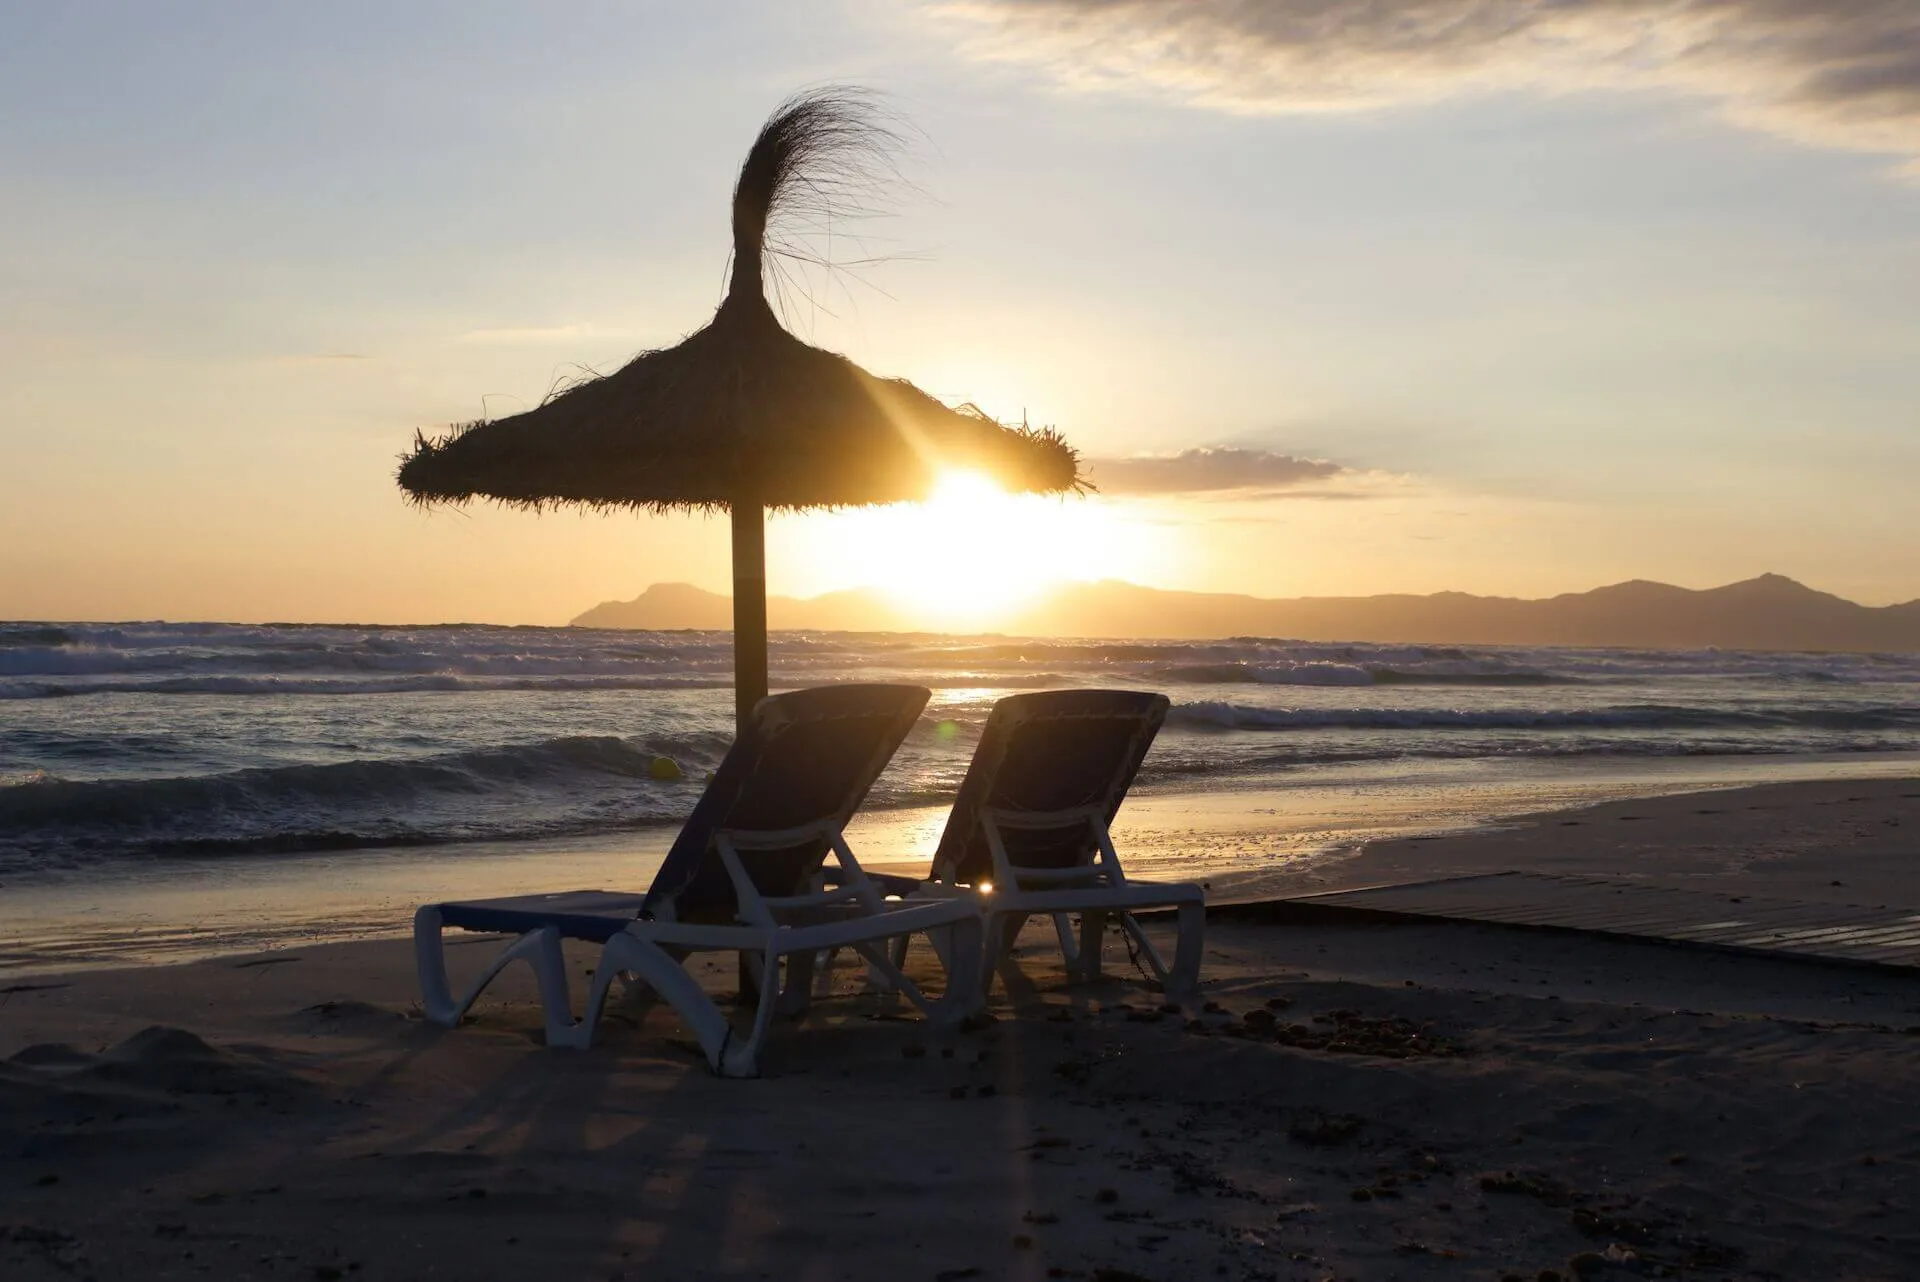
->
[571,574,1920,652]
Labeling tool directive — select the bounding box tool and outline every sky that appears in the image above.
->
[3,0,1918,625]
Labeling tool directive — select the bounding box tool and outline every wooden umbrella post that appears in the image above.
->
[729,495,770,1003]
[730,497,769,734]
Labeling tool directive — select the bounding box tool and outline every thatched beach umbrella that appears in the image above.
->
[398,90,1083,731]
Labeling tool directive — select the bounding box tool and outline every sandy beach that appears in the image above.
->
[4,775,1917,1281]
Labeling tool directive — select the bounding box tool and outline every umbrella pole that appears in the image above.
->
[730,498,769,734]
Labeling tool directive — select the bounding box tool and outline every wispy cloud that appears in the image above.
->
[279,351,372,363]
[942,0,1920,170]
[1088,447,1346,495]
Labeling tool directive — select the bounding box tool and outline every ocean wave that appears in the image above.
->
[1132,736,1920,788]
[0,626,76,648]
[1153,660,1564,687]
[0,674,743,699]
[1368,668,1565,686]
[890,641,1208,665]
[1165,701,1920,733]
[0,647,717,681]
[1156,661,1374,686]
[0,732,730,849]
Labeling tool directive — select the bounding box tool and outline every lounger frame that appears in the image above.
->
[418,820,983,1076]
[415,900,599,1047]
[926,803,1203,998]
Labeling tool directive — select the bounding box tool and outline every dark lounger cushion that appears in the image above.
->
[644,683,930,918]
[932,689,1168,887]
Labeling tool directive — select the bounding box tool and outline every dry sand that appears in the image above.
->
[4,777,1917,1281]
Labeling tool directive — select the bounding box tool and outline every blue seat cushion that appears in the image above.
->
[430,870,924,943]
[433,890,645,943]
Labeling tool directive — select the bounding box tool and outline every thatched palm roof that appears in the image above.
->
[397,90,1082,511]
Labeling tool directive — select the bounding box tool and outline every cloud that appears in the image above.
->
[1088,447,1346,495]
[278,352,371,363]
[941,0,1920,169]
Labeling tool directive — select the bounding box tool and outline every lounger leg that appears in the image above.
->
[416,909,573,1035]
[851,939,915,1003]
[983,911,1027,996]
[722,947,785,1078]
[452,928,570,1033]
[861,935,911,994]
[1075,911,1109,981]
[931,912,985,1021]
[924,923,954,974]
[529,928,578,1046]
[853,915,985,1024]
[776,951,815,1016]
[1000,912,1030,961]
[413,906,457,1026]
[1052,913,1081,970]
[555,934,741,1070]
[736,952,759,1004]
[1163,900,1205,999]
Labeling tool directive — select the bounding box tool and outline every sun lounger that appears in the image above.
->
[414,684,984,1073]
[919,689,1204,998]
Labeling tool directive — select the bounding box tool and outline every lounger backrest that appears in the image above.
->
[642,683,930,919]
[930,689,1168,887]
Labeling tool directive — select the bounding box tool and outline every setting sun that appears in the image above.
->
[777,468,1162,626]
[871,470,1076,621]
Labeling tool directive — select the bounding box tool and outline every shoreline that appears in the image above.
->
[3,753,1916,975]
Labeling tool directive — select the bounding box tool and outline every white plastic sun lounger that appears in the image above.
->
[918,689,1204,999]
[414,684,984,1075]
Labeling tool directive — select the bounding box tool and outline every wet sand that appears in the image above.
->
[3,776,1917,1280]
[1303,773,1920,905]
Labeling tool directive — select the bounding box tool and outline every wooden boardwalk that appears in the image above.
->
[1281,871,1920,971]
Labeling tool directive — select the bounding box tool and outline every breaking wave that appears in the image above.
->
[0,734,731,864]
[1154,661,1564,687]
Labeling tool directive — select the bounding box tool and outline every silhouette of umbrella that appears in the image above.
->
[398,90,1083,730]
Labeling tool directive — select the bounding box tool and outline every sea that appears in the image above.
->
[6,620,1920,886]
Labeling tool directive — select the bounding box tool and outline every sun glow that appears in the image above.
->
[785,469,1160,627]
[875,471,1067,620]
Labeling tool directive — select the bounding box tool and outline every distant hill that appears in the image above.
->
[571,574,1920,652]
[573,582,923,633]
